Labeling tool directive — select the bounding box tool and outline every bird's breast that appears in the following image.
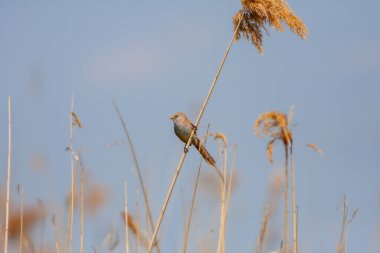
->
[174,123,192,143]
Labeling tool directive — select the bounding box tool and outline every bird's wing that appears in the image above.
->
[185,117,197,131]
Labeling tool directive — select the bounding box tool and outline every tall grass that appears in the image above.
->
[0,1,325,253]
[113,100,160,253]
[255,111,295,253]
[182,125,211,253]
[4,96,12,253]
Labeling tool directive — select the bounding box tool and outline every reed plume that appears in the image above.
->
[255,110,294,253]
[233,0,308,53]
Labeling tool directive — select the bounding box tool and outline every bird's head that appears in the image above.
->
[170,112,185,123]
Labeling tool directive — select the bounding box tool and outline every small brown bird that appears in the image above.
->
[170,112,223,181]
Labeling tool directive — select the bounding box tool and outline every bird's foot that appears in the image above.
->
[184,147,189,153]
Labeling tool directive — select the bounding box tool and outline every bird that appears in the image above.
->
[170,112,223,181]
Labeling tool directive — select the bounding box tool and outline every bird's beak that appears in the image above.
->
[169,115,174,120]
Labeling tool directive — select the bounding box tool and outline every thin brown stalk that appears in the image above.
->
[136,188,141,253]
[256,171,283,253]
[337,195,348,253]
[80,156,84,253]
[69,97,75,253]
[144,170,150,252]
[108,225,116,253]
[113,100,160,253]
[147,14,244,253]
[212,132,234,253]
[224,168,235,248]
[124,181,129,253]
[52,213,62,253]
[217,140,228,253]
[220,146,235,253]
[291,146,297,253]
[183,125,210,253]
[19,186,24,253]
[255,110,293,253]
[64,95,76,253]
[284,148,289,253]
[182,161,202,253]
[344,208,358,253]
[63,200,71,253]
[225,146,238,219]
[56,242,61,253]
[4,96,12,253]
[121,212,149,248]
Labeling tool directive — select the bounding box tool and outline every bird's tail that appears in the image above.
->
[193,137,224,182]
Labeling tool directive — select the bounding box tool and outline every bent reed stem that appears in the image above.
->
[147,13,244,253]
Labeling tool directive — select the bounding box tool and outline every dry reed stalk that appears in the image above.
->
[147,15,244,253]
[285,142,290,253]
[105,224,118,253]
[18,186,24,253]
[63,201,71,253]
[216,137,227,253]
[64,95,79,253]
[69,100,75,253]
[337,195,348,253]
[256,171,283,253]
[144,170,150,252]
[215,133,235,253]
[233,0,308,53]
[290,146,297,253]
[344,208,358,253]
[135,188,141,253]
[255,111,293,253]
[225,146,237,219]
[224,169,235,249]
[52,214,63,253]
[124,181,129,253]
[4,96,12,253]
[183,126,211,253]
[80,156,84,253]
[182,161,202,253]
[113,100,160,253]
[121,212,150,248]
[56,242,60,253]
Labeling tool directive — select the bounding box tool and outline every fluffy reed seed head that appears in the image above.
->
[233,0,308,53]
[255,111,293,163]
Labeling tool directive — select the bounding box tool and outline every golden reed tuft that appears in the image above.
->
[233,0,308,53]
[255,111,293,163]
[214,133,228,148]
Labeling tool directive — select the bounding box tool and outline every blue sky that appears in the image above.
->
[0,1,379,252]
